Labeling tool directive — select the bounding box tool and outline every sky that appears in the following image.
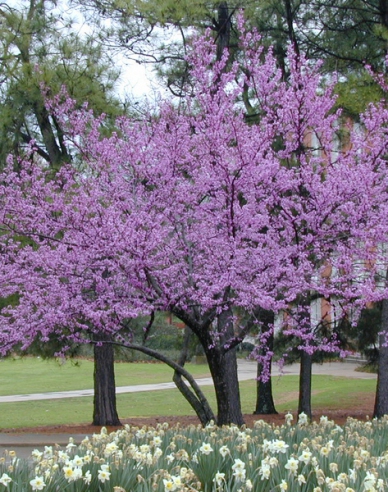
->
[117,59,156,101]
[7,0,161,100]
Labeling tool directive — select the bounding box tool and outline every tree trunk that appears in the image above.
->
[374,297,388,418]
[298,350,312,420]
[33,100,68,169]
[104,338,216,425]
[216,2,231,61]
[201,308,244,426]
[254,364,277,414]
[205,345,244,426]
[173,327,215,424]
[93,333,121,426]
[171,304,244,426]
[254,310,278,415]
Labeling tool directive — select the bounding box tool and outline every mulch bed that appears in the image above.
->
[2,405,375,435]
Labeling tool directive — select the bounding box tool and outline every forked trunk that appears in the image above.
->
[93,333,121,426]
[173,327,215,424]
[172,304,244,426]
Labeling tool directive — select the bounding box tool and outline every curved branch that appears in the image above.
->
[92,339,216,425]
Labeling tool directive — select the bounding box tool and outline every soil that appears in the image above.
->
[2,393,374,435]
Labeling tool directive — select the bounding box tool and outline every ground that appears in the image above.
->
[2,393,373,434]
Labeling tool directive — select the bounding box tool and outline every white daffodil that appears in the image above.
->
[0,473,12,487]
[98,468,111,483]
[199,442,213,455]
[259,463,271,480]
[213,471,225,486]
[279,479,288,491]
[329,462,338,473]
[163,478,175,491]
[29,476,46,491]
[285,457,299,476]
[272,439,289,454]
[219,445,230,458]
[298,412,309,425]
[83,470,92,484]
[297,474,306,486]
[298,449,312,464]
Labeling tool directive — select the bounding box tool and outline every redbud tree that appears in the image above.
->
[1,21,387,425]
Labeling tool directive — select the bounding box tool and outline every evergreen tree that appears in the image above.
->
[0,0,122,168]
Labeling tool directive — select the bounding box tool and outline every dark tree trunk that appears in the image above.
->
[380,0,388,29]
[298,350,312,420]
[284,0,299,56]
[254,310,278,415]
[374,297,388,418]
[33,100,69,169]
[103,338,216,425]
[254,363,277,414]
[215,2,231,61]
[171,303,245,426]
[201,307,244,426]
[93,333,121,426]
[205,345,244,426]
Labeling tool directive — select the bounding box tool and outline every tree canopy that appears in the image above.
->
[1,23,388,424]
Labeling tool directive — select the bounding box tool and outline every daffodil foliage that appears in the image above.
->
[1,21,388,425]
[2,416,388,491]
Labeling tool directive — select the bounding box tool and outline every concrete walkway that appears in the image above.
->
[0,359,376,405]
[0,359,375,458]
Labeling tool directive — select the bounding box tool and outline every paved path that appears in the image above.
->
[0,360,375,405]
[0,360,375,458]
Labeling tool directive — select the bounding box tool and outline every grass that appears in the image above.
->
[0,357,377,429]
[0,356,211,395]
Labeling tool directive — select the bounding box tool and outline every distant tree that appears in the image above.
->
[0,0,123,168]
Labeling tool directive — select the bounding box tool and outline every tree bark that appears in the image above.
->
[93,333,121,426]
[172,371,215,424]
[254,310,278,415]
[298,350,312,420]
[33,100,68,169]
[201,308,244,426]
[215,2,231,62]
[102,338,216,425]
[173,327,215,424]
[374,297,388,418]
[205,345,244,426]
[254,363,277,414]
[171,304,244,426]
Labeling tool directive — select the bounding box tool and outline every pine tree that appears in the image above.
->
[0,0,123,168]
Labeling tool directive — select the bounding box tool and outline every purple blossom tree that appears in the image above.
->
[1,23,387,426]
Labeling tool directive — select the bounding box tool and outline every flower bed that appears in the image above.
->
[1,414,388,491]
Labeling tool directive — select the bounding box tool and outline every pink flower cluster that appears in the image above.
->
[1,24,387,360]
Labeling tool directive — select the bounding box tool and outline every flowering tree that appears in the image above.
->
[1,22,387,426]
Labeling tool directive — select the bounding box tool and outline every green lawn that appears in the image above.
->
[0,356,211,395]
[0,357,377,429]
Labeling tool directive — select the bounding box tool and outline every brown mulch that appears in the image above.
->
[2,394,374,435]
